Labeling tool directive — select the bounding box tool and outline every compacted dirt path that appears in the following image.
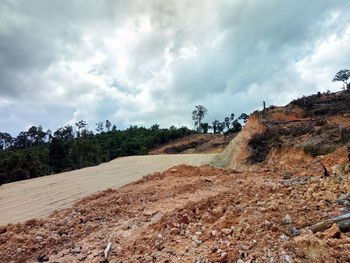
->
[0,154,217,226]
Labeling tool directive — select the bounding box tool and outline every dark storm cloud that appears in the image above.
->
[1,0,350,134]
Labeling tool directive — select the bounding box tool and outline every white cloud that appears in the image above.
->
[1,0,350,135]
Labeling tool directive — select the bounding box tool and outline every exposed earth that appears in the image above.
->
[1,91,350,263]
[0,154,216,226]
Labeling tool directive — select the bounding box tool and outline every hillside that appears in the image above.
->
[1,91,350,262]
[149,134,235,155]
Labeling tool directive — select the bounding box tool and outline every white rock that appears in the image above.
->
[283,215,293,224]
[220,228,232,235]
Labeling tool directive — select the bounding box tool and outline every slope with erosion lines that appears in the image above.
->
[0,154,217,226]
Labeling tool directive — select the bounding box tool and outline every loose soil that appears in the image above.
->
[1,148,350,262]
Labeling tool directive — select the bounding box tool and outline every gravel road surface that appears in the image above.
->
[0,154,217,225]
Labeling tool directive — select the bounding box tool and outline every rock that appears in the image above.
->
[211,230,217,237]
[337,193,350,205]
[180,214,190,224]
[332,164,343,176]
[170,228,180,235]
[285,255,293,263]
[323,224,341,238]
[280,234,289,241]
[290,227,300,237]
[340,208,350,214]
[282,173,292,180]
[303,206,310,211]
[170,169,177,173]
[337,219,350,233]
[344,200,350,208]
[0,226,6,234]
[344,164,350,174]
[220,252,228,260]
[35,236,44,241]
[221,228,232,235]
[37,255,49,262]
[283,215,293,224]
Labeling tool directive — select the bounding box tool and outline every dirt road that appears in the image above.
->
[0,154,217,226]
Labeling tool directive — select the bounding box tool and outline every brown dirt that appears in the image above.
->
[2,92,350,262]
[150,134,233,155]
[1,148,350,262]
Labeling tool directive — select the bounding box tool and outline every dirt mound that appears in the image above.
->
[150,134,233,155]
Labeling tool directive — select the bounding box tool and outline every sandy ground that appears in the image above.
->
[0,154,217,226]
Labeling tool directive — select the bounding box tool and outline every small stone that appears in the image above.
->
[241,245,251,250]
[332,164,343,176]
[290,227,300,237]
[179,214,190,224]
[170,228,180,235]
[285,255,293,263]
[280,234,289,241]
[324,224,341,238]
[340,208,350,214]
[221,228,232,235]
[195,231,203,235]
[283,215,293,224]
[37,255,49,262]
[309,177,319,183]
[211,230,217,237]
[0,227,7,234]
[220,252,228,259]
[35,236,44,240]
[344,200,350,208]
[170,169,177,173]
[344,164,350,173]
[282,173,292,180]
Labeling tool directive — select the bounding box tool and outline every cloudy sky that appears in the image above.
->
[1,0,350,135]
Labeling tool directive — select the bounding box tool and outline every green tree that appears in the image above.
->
[224,117,230,131]
[96,122,104,133]
[75,120,88,137]
[200,123,210,133]
[192,105,208,133]
[238,113,249,123]
[105,120,111,131]
[150,124,160,130]
[212,120,220,134]
[231,119,242,132]
[333,69,350,90]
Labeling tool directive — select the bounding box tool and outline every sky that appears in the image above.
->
[1,0,350,135]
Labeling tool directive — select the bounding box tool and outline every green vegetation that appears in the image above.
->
[333,69,350,90]
[0,124,194,185]
[340,128,350,144]
[192,105,246,135]
[303,144,319,157]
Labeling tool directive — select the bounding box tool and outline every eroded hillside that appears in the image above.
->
[1,91,350,263]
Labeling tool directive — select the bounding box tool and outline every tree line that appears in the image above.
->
[192,105,248,134]
[0,122,194,185]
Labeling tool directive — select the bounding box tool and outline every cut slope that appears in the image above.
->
[210,113,265,170]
